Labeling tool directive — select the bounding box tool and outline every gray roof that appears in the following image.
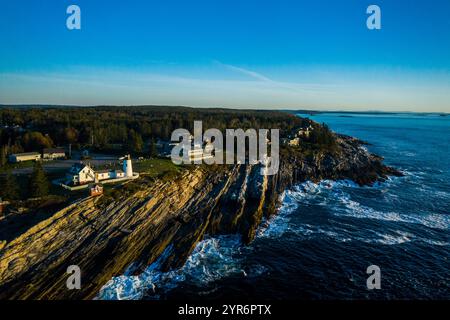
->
[43,148,65,154]
[70,163,91,174]
[11,152,40,157]
[96,169,112,174]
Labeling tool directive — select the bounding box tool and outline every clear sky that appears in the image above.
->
[0,0,449,112]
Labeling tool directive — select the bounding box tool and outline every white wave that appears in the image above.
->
[274,179,450,246]
[290,179,450,231]
[401,213,450,231]
[358,230,413,245]
[419,239,450,246]
[257,190,299,238]
[97,235,263,300]
[434,190,450,199]
[336,195,450,230]
[402,169,427,181]
[257,180,385,240]
[399,151,417,157]
[359,230,449,246]
[280,220,449,246]
[290,224,352,242]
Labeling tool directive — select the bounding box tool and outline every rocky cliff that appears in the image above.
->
[0,135,401,300]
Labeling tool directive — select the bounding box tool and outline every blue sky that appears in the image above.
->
[0,0,449,111]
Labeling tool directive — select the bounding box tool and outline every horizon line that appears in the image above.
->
[0,103,448,115]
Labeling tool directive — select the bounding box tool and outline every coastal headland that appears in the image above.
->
[0,107,402,299]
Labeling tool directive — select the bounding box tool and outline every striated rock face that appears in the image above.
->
[0,135,402,300]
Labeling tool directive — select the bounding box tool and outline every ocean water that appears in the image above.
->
[98,113,450,300]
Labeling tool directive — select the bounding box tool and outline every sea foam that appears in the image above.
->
[97,234,264,300]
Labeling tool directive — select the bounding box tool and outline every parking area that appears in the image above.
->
[10,153,120,175]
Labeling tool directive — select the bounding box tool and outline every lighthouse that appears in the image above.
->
[123,154,133,177]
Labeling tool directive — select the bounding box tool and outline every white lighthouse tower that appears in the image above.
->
[123,154,133,177]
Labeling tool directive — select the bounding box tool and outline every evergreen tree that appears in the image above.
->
[29,161,49,198]
[149,138,158,158]
[0,146,7,167]
[1,170,19,200]
[22,131,53,151]
[128,129,143,154]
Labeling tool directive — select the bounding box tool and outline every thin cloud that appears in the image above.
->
[214,60,337,94]
[216,61,274,82]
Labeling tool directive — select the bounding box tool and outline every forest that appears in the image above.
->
[0,106,314,159]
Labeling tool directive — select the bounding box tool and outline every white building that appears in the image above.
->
[95,169,112,181]
[183,143,215,162]
[66,155,134,186]
[298,125,313,138]
[67,163,96,185]
[43,148,66,160]
[9,152,41,163]
[95,169,125,181]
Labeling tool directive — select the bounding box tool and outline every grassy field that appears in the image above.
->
[133,158,181,179]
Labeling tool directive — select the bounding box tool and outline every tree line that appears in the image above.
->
[0,106,310,156]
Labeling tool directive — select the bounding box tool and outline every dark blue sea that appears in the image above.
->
[98,112,450,300]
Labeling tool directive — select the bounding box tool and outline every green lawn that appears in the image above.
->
[133,158,181,179]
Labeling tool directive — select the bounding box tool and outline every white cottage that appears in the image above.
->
[67,163,96,185]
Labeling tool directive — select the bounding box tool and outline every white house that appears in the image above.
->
[66,156,133,186]
[9,152,41,163]
[67,163,96,185]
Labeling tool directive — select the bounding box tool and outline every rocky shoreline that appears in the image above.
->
[0,134,402,300]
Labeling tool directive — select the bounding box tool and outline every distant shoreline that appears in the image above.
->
[0,104,448,116]
[289,110,449,116]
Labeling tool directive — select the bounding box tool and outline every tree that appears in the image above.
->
[10,142,24,155]
[1,170,19,200]
[127,129,143,154]
[149,138,158,158]
[64,127,79,144]
[29,162,49,198]
[22,131,53,151]
[0,145,7,167]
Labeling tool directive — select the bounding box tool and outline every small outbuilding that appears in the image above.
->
[89,184,104,197]
[8,152,41,163]
[43,148,66,160]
